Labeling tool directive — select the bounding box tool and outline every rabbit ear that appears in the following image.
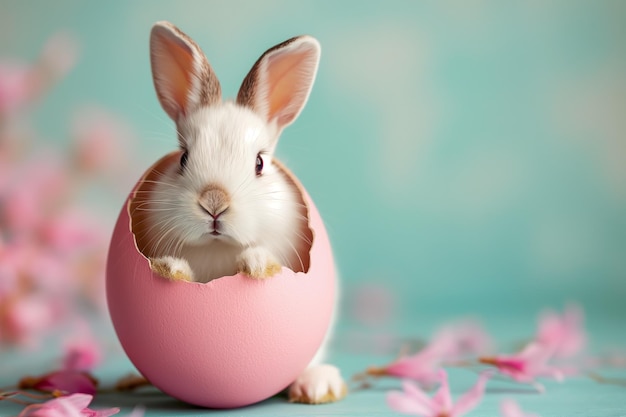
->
[150,21,221,122]
[237,36,320,132]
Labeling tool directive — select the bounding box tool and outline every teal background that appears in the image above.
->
[1,1,625,416]
[2,0,624,317]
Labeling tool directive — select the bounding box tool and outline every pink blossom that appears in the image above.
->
[368,343,444,386]
[0,61,35,115]
[1,154,71,236]
[1,294,60,346]
[63,325,103,372]
[19,370,98,396]
[386,370,490,417]
[349,283,395,325]
[17,393,118,417]
[500,399,540,417]
[39,208,108,253]
[536,303,586,358]
[479,342,564,384]
[368,319,492,385]
[429,319,494,360]
[71,107,135,180]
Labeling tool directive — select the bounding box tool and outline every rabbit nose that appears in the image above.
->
[199,184,230,218]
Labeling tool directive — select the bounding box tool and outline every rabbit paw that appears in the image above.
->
[150,256,196,282]
[236,247,281,279]
[288,364,347,404]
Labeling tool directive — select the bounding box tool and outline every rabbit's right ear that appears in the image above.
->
[150,21,221,122]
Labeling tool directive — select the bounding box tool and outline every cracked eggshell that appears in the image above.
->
[106,152,335,408]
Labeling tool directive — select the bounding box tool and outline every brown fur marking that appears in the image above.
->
[236,36,303,109]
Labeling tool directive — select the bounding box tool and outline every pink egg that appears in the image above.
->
[106,152,336,408]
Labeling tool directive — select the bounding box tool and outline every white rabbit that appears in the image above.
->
[141,21,346,404]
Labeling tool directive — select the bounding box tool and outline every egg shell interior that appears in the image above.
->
[106,152,336,408]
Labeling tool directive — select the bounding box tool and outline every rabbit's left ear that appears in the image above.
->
[150,21,221,123]
[237,36,320,132]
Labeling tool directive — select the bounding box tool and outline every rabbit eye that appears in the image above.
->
[255,153,263,176]
[180,150,189,170]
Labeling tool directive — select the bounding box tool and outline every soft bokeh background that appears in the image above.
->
[2,0,625,365]
[2,1,625,415]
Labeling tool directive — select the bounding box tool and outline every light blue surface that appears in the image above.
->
[1,314,626,416]
[1,1,625,415]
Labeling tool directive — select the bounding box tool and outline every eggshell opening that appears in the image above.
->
[129,151,313,277]
[106,152,336,408]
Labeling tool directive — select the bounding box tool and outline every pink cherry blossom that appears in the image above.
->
[39,208,108,253]
[500,398,540,417]
[368,342,444,386]
[536,303,586,358]
[479,342,564,384]
[1,153,71,236]
[71,107,135,179]
[368,320,493,385]
[386,370,490,417]
[429,319,494,361]
[19,370,98,396]
[349,283,395,325]
[0,294,60,346]
[0,61,35,115]
[17,393,118,417]
[63,324,103,372]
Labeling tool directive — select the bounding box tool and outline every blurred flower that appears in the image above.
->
[479,342,565,385]
[386,370,490,417]
[17,393,118,417]
[429,319,494,361]
[536,304,586,359]
[0,31,77,120]
[0,61,34,116]
[62,324,103,372]
[71,107,135,181]
[39,208,107,254]
[367,342,443,386]
[125,406,146,417]
[1,153,71,237]
[348,282,395,326]
[500,398,540,417]
[0,294,61,346]
[19,370,98,396]
[0,31,130,350]
[367,319,493,385]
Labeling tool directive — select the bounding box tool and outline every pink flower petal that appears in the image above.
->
[17,394,119,417]
[536,304,586,358]
[431,369,452,410]
[0,61,34,114]
[500,398,540,417]
[20,370,98,395]
[401,379,435,410]
[429,319,494,360]
[480,342,560,383]
[381,345,443,385]
[387,382,432,416]
[62,322,103,372]
[451,372,491,416]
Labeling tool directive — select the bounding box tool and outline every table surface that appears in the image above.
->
[1,313,625,417]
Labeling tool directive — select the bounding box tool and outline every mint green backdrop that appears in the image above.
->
[1,2,625,415]
[3,1,623,316]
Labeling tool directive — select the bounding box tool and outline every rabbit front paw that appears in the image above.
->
[236,247,281,279]
[150,256,196,282]
[288,364,347,404]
